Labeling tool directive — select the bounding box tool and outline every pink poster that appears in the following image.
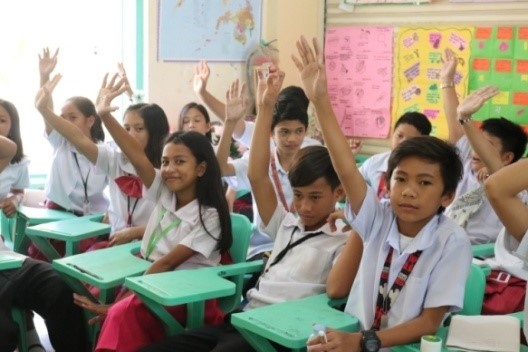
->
[325,26,394,138]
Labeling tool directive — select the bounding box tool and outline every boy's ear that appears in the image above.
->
[333,184,345,200]
[197,161,207,177]
[500,151,514,166]
[440,191,456,208]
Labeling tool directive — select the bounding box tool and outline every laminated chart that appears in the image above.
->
[324,26,394,138]
[469,26,528,126]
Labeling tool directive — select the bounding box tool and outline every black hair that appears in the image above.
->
[178,102,212,142]
[124,103,170,168]
[289,145,340,190]
[481,117,527,163]
[386,136,462,213]
[66,96,105,142]
[163,131,232,252]
[0,99,24,163]
[271,86,309,131]
[394,111,432,136]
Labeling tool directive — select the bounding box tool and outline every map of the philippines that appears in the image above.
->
[158,0,262,61]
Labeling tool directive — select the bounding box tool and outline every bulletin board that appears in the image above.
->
[325,0,528,152]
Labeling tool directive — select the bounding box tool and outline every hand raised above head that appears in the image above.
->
[291,36,327,104]
[117,62,134,99]
[96,73,129,116]
[440,47,457,83]
[457,85,499,119]
[193,59,210,95]
[35,73,61,111]
[38,47,59,78]
[256,65,285,109]
[225,79,247,122]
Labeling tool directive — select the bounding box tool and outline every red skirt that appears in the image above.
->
[95,293,224,352]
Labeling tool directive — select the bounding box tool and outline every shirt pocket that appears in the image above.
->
[289,246,332,284]
[394,275,429,320]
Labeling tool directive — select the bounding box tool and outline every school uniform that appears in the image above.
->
[95,145,155,234]
[358,150,390,199]
[139,204,349,352]
[96,170,224,352]
[234,120,321,149]
[445,136,502,244]
[0,157,30,199]
[344,187,471,340]
[0,238,89,352]
[45,130,109,214]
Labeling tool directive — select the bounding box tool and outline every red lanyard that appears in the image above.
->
[377,172,388,200]
[270,154,294,212]
[371,246,423,330]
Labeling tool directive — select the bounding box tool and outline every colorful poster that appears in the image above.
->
[324,26,394,138]
[345,0,430,3]
[468,26,528,126]
[393,26,473,139]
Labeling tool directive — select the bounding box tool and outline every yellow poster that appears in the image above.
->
[393,26,474,139]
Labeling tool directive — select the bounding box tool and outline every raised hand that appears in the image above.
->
[193,60,210,95]
[96,73,128,116]
[35,73,62,112]
[38,47,59,79]
[457,85,499,119]
[225,79,247,123]
[291,36,327,103]
[440,48,457,83]
[256,65,285,109]
[117,63,134,99]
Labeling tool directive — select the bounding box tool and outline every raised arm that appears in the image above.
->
[38,47,59,134]
[0,136,17,173]
[456,85,503,174]
[247,67,284,226]
[96,74,156,187]
[440,48,464,144]
[292,36,367,214]
[215,79,246,177]
[193,60,246,138]
[34,74,99,164]
[485,158,528,241]
[117,62,135,101]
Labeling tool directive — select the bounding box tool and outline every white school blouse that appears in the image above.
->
[344,187,472,333]
[95,145,156,234]
[140,170,221,269]
[245,205,349,310]
[358,150,390,193]
[445,136,502,244]
[224,149,293,258]
[0,157,30,200]
[45,130,109,213]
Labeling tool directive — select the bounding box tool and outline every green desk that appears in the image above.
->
[231,294,359,352]
[25,214,110,260]
[52,241,149,303]
[125,260,263,335]
[12,206,76,254]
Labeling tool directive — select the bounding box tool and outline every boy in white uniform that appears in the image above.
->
[140,68,350,352]
[293,36,471,351]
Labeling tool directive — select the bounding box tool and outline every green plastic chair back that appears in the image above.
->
[0,211,15,249]
[459,263,487,316]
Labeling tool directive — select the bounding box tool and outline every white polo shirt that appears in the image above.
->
[344,187,472,332]
[245,205,349,310]
[140,170,221,269]
[445,136,502,244]
[95,145,156,234]
[45,131,109,213]
[0,157,30,199]
[358,150,390,198]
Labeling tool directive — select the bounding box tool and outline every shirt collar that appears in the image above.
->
[282,213,345,236]
[161,193,200,225]
[386,214,441,253]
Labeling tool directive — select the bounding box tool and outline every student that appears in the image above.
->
[441,48,527,244]
[292,36,471,351]
[485,159,528,342]
[454,85,527,315]
[0,99,30,218]
[0,136,90,352]
[64,73,232,351]
[29,48,110,260]
[178,101,213,142]
[34,72,169,246]
[139,65,351,352]
[359,112,431,200]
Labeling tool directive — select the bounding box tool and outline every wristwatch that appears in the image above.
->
[361,329,381,352]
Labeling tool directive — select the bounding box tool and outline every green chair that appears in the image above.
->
[231,293,359,352]
[0,211,15,249]
[25,213,110,261]
[457,263,488,316]
[471,242,495,258]
[125,213,262,335]
[0,252,28,352]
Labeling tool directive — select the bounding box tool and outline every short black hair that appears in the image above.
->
[289,145,340,190]
[481,117,527,163]
[386,136,462,213]
[271,86,309,130]
[394,112,432,136]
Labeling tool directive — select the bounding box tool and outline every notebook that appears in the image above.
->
[446,314,520,352]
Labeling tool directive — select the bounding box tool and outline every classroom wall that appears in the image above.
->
[144,0,324,129]
[326,0,528,155]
